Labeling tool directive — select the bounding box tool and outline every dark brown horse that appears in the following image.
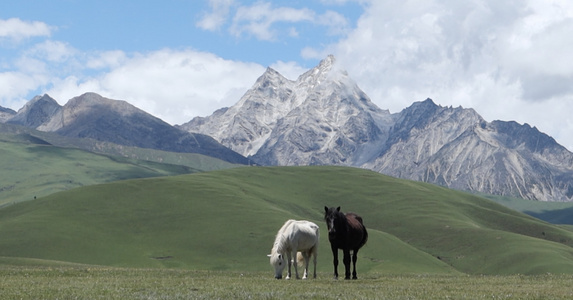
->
[324,206,368,280]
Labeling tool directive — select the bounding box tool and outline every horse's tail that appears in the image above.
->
[296,252,305,267]
[358,216,368,247]
[361,226,369,247]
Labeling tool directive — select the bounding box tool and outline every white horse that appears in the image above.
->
[268,219,319,279]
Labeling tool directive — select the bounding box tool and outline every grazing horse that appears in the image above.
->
[324,206,368,280]
[268,219,319,280]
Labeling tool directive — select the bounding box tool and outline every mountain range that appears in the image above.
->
[2,55,572,201]
[3,93,248,165]
[180,55,573,202]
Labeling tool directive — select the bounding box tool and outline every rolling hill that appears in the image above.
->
[1,166,573,275]
[0,122,242,205]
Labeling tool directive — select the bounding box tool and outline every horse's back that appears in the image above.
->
[289,220,319,250]
[345,213,368,249]
[293,220,319,237]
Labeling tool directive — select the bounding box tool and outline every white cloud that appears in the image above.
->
[198,1,352,41]
[310,0,573,150]
[3,0,573,151]
[317,10,350,36]
[230,2,315,40]
[44,49,266,125]
[196,0,235,31]
[26,40,77,63]
[0,18,53,41]
[0,71,46,108]
[86,50,128,70]
[269,60,309,80]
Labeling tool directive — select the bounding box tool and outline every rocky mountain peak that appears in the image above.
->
[257,67,288,84]
[314,54,336,74]
[0,105,16,122]
[181,55,393,165]
[7,94,61,128]
[182,55,573,201]
[296,54,341,87]
[66,92,135,113]
[36,93,140,132]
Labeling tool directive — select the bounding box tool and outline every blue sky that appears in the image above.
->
[2,0,573,150]
[0,1,362,66]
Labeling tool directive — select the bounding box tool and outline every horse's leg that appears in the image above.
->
[312,247,317,279]
[351,250,358,280]
[292,250,301,279]
[331,243,339,279]
[302,251,310,279]
[343,249,351,280]
[285,252,292,280]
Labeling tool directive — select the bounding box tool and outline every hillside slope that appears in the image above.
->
[0,131,198,206]
[2,167,573,274]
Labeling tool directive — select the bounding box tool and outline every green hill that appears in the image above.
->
[1,166,573,275]
[0,132,196,205]
[0,122,243,205]
[481,193,573,225]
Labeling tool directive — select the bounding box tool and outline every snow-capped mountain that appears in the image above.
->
[179,55,393,166]
[365,99,573,201]
[181,56,573,201]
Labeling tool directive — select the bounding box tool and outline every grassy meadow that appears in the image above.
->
[1,266,573,299]
[2,166,573,277]
[2,166,573,298]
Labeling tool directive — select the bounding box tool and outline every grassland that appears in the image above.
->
[0,129,241,205]
[482,193,573,225]
[2,166,573,276]
[1,266,572,299]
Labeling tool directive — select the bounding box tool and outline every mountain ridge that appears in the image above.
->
[3,56,573,201]
[3,92,249,165]
[181,56,573,202]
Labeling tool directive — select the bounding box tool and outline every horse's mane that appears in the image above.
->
[272,219,296,254]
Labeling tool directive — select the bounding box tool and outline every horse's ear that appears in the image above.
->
[324,206,329,212]
[336,206,341,212]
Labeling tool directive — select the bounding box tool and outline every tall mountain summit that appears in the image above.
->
[181,56,573,201]
[179,55,393,166]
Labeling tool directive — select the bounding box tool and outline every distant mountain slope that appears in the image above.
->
[0,106,16,122]
[181,56,573,202]
[0,121,239,171]
[365,99,573,202]
[5,93,249,165]
[0,127,200,205]
[1,166,573,275]
[7,94,61,128]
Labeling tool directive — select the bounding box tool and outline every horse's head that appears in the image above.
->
[324,206,342,240]
[267,253,286,279]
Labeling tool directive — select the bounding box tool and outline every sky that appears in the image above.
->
[1,0,573,150]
